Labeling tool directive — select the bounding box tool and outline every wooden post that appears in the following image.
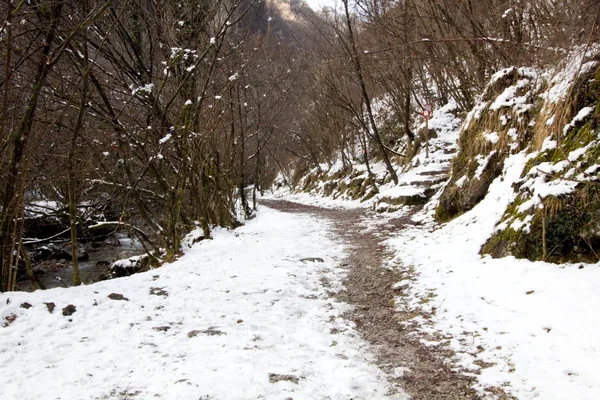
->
[539,195,547,261]
[423,104,432,159]
[425,115,429,159]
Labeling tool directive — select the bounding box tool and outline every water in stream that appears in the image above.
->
[16,233,145,292]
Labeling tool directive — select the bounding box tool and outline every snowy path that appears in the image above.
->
[0,207,403,400]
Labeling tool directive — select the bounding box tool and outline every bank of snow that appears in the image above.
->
[0,207,403,400]
[388,152,600,399]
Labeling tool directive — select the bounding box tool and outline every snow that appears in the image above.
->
[568,142,594,162]
[490,77,535,114]
[265,185,367,210]
[131,83,154,96]
[507,128,518,141]
[387,152,600,399]
[563,106,594,135]
[378,185,423,198]
[464,101,488,128]
[509,214,533,232]
[517,160,579,213]
[483,131,499,144]
[111,254,148,269]
[541,137,557,151]
[0,208,403,400]
[474,151,496,179]
[490,67,514,84]
[159,134,172,145]
[24,200,61,218]
[418,99,462,138]
[542,45,600,104]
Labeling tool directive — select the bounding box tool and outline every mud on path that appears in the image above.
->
[260,199,483,400]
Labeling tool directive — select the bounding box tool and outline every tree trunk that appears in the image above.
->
[342,0,398,184]
[68,1,91,286]
[0,2,64,291]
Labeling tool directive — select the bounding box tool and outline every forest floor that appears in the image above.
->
[260,199,485,400]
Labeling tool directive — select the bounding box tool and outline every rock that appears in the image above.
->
[107,293,129,301]
[95,260,111,268]
[236,319,243,324]
[194,236,204,244]
[44,302,56,313]
[300,257,324,263]
[38,243,89,262]
[65,243,89,261]
[108,255,149,279]
[268,373,299,384]
[20,302,32,309]
[31,246,53,263]
[3,314,17,326]
[62,304,77,316]
[149,287,168,297]
[153,326,170,332]
[188,327,226,338]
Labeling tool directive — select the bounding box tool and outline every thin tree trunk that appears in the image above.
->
[21,245,44,290]
[68,2,91,286]
[0,2,64,291]
[342,0,398,184]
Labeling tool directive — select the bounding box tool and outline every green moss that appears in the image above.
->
[435,185,463,222]
[322,181,337,197]
[338,181,348,194]
[483,187,600,263]
[436,76,538,223]
[361,189,378,202]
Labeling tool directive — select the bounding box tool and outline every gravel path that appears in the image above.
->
[260,199,482,400]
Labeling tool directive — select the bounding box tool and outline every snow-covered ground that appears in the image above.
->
[387,152,600,399]
[0,208,403,400]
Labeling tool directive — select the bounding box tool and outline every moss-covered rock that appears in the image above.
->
[481,61,600,262]
[436,67,540,222]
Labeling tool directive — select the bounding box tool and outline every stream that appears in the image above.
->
[16,233,145,292]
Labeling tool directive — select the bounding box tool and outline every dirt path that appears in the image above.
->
[260,199,481,400]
